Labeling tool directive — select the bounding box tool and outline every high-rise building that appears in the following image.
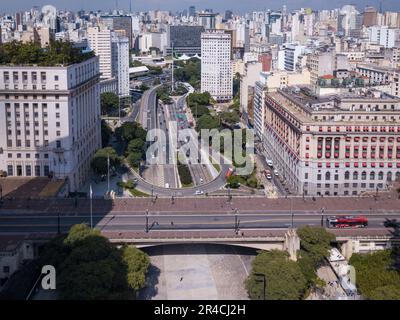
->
[166,25,204,56]
[363,6,378,27]
[201,30,233,102]
[189,6,196,17]
[367,26,400,48]
[100,15,133,48]
[0,54,102,191]
[198,12,217,30]
[87,27,112,79]
[225,10,233,21]
[112,35,130,97]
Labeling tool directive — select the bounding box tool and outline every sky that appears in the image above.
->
[1,0,400,14]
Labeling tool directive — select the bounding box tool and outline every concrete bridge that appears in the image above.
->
[105,228,400,261]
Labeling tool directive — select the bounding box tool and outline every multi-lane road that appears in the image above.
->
[0,211,398,235]
[129,85,230,196]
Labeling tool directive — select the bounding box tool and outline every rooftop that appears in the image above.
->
[0,41,95,67]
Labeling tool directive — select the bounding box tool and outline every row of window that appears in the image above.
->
[7,164,49,177]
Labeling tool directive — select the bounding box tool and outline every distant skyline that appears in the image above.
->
[1,0,400,14]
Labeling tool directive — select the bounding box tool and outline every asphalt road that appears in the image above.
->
[130,86,230,196]
[1,212,398,234]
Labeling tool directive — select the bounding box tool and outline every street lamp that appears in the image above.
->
[254,273,266,300]
[57,211,61,235]
[145,209,149,233]
[234,208,240,233]
[290,197,294,229]
[321,207,325,227]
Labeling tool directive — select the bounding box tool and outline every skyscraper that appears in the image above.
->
[189,6,196,17]
[87,27,112,79]
[112,35,130,97]
[198,12,217,30]
[201,30,233,102]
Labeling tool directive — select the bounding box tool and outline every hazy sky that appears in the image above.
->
[1,0,400,14]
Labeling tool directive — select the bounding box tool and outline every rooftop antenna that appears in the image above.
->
[379,0,383,14]
[129,0,132,13]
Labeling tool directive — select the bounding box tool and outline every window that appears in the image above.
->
[7,165,13,176]
[44,165,50,176]
[26,165,32,176]
[16,165,22,176]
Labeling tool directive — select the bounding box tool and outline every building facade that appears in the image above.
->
[201,30,233,102]
[111,35,130,97]
[259,87,400,196]
[87,27,112,80]
[0,57,102,191]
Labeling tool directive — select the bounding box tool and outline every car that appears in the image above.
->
[200,178,204,183]
[266,174,272,180]
[274,170,279,177]
[266,159,273,167]
[165,183,170,188]
[195,190,204,195]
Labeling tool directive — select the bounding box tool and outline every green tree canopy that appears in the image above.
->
[0,40,95,66]
[297,226,335,266]
[100,92,119,116]
[91,147,120,175]
[39,224,150,300]
[246,250,307,300]
[350,250,400,300]
[127,138,145,154]
[196,114,220,131]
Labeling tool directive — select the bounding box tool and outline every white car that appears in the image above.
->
[165,183,170,188]
[195,190,204,195]
[274,170,279,177]
[266,160,273,167]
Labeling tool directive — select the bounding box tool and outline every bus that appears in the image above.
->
[226,167,235,178]
[326,215,368,228]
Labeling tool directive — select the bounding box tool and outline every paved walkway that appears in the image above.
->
[139,244,253,300]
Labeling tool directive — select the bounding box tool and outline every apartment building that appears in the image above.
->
[87,26,112,79]
[0,56,102,192]
[201,30,233,102]
[259,86,400,196]
[111,35,130,97]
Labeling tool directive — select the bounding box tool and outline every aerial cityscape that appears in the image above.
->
[0,0,400,303]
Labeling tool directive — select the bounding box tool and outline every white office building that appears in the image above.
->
[0,57,102,192]
[87,27,112,79]
[201,30,233,102]
[367,26,400,49]
[112,35,130,97]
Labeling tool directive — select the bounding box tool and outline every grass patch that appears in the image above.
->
[209,156,221,172]
[129,188,149,197]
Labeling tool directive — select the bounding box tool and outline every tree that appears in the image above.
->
[220,111,240,125]
[127,151,143,168]
[115,122,147,143]
[39,224,150,300]
[91,147,120,175]
[127,138,145,154]
[101,120,112,147]
[196,114,220,131]
[121,245,150,294]
[246,250,307,300]
[350,250,400,299]
[191,105,210,118]
[0,40,94,66]
[227,175,241,189]
[101,92,119,116]
[297,226,334,266]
